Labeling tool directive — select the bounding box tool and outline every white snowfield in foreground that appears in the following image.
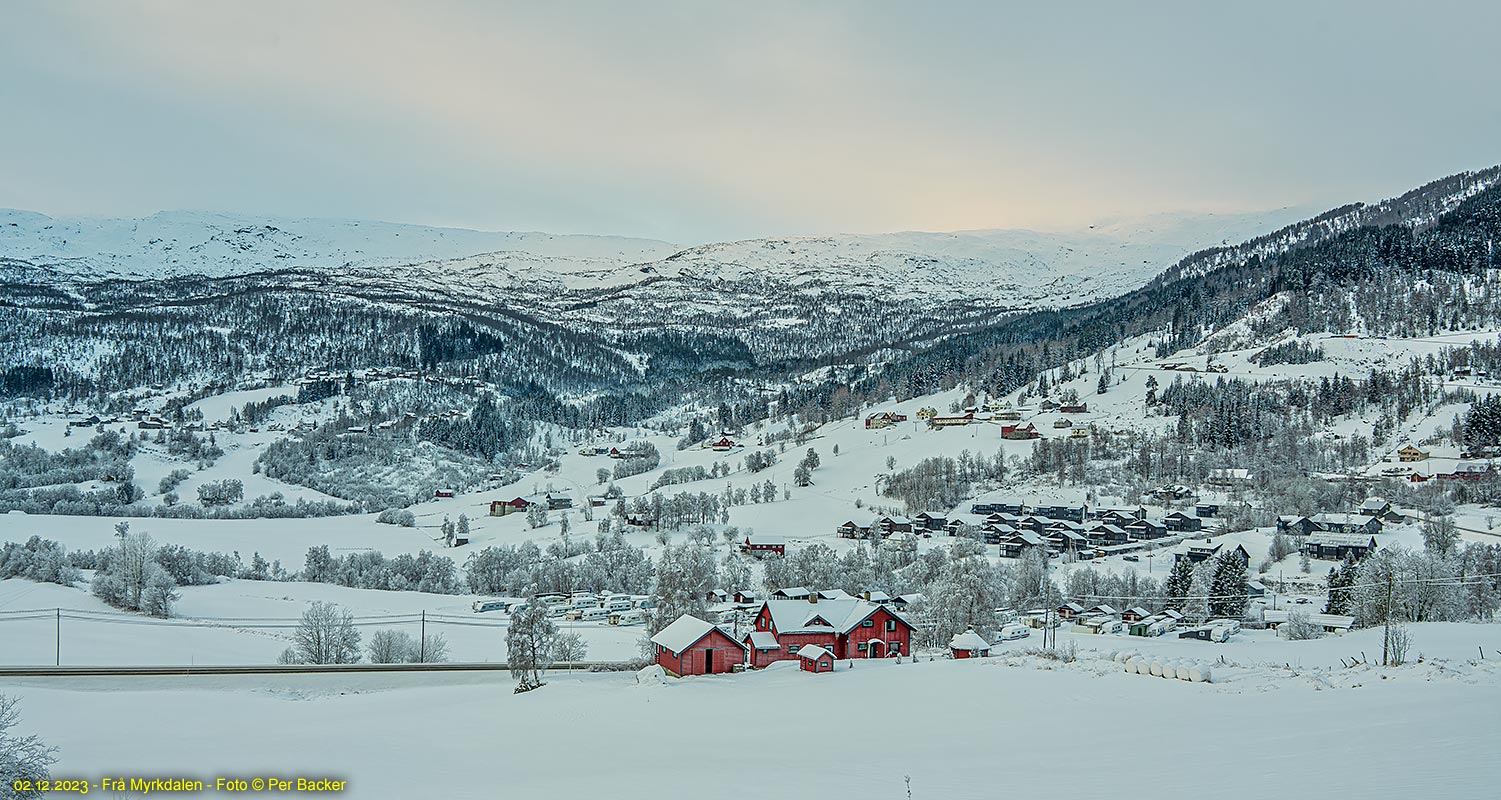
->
[9,645,1499,800]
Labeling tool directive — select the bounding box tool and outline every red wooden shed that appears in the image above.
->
[797,644,835,673]
[948,630,992,659]
[651,615,747,677]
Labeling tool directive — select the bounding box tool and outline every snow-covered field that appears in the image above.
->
[6,631,1499,799]
[0,578,646,666]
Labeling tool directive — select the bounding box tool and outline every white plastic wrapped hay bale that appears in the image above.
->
[1175,662,1194,681]
[1189,663,1212,683]
[1149,659,1163,677]
[1126,657,1143,674]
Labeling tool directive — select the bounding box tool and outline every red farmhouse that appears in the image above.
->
[651,615,747,677]
[743,599,913,668]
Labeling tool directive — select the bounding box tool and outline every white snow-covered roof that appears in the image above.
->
[762,599,891,635]
[774,586,811,599]
[746,631,779,650]
[747,533,786,546]
[797,644,831,661]
[949,631,991,651]
[650,615,744,654]
[1310,512,1373,526]
[1305,532,1377,547]
[1360,497,1389,510]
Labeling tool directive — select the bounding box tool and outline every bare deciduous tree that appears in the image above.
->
[290,601,362,664]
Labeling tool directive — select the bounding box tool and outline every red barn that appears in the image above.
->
[434,488,456,499]
[650,615,747,677]
[1001,423,1041,440]
[798,644,835,673]
[489,497,531,516]
[743,599,912,668]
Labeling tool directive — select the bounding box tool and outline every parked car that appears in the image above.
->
[1123,555,1140,562]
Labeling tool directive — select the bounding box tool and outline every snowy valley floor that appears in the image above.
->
[7,625,1501,800]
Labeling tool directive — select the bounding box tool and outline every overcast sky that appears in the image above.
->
[2,1,1497,243]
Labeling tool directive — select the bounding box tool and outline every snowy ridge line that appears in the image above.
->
[0,662,628,677]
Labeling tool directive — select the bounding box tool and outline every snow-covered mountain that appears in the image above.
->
[1,206,1308,307]
[0,209,680,282]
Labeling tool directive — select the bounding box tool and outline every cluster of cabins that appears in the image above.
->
[835,502,1220,560]
[964,501,1210,559]
[651,592,917,677]
[488,491,576,516]
[1275,496,1400,561]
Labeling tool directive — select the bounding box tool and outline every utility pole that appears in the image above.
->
[420,610,427,663]
[1382,574,1395,667]
[55,608,61,666]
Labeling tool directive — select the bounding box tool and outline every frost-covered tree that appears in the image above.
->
[924,546,1004,640]
[526,503,548,529]
[507,602,558,691]
[1422,515,1460,558]
[648,543,717,636]
[553,632,588,663]
[367,629,413,664]
[290,601,362,664]
[441,516,456,547]
[367,629,449,663]
[0,694,54,798]
[0,536,81,586]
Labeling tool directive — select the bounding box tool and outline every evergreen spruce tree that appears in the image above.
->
[1164,556,1194,609]
[1208,552,1249,619]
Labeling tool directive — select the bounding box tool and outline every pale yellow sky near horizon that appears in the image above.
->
[0,0,1497,242]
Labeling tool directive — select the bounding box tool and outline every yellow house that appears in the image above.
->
[1397,445,1430,462]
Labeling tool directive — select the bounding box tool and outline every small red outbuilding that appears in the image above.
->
[948,630,992,659]
[797,644,835,673]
